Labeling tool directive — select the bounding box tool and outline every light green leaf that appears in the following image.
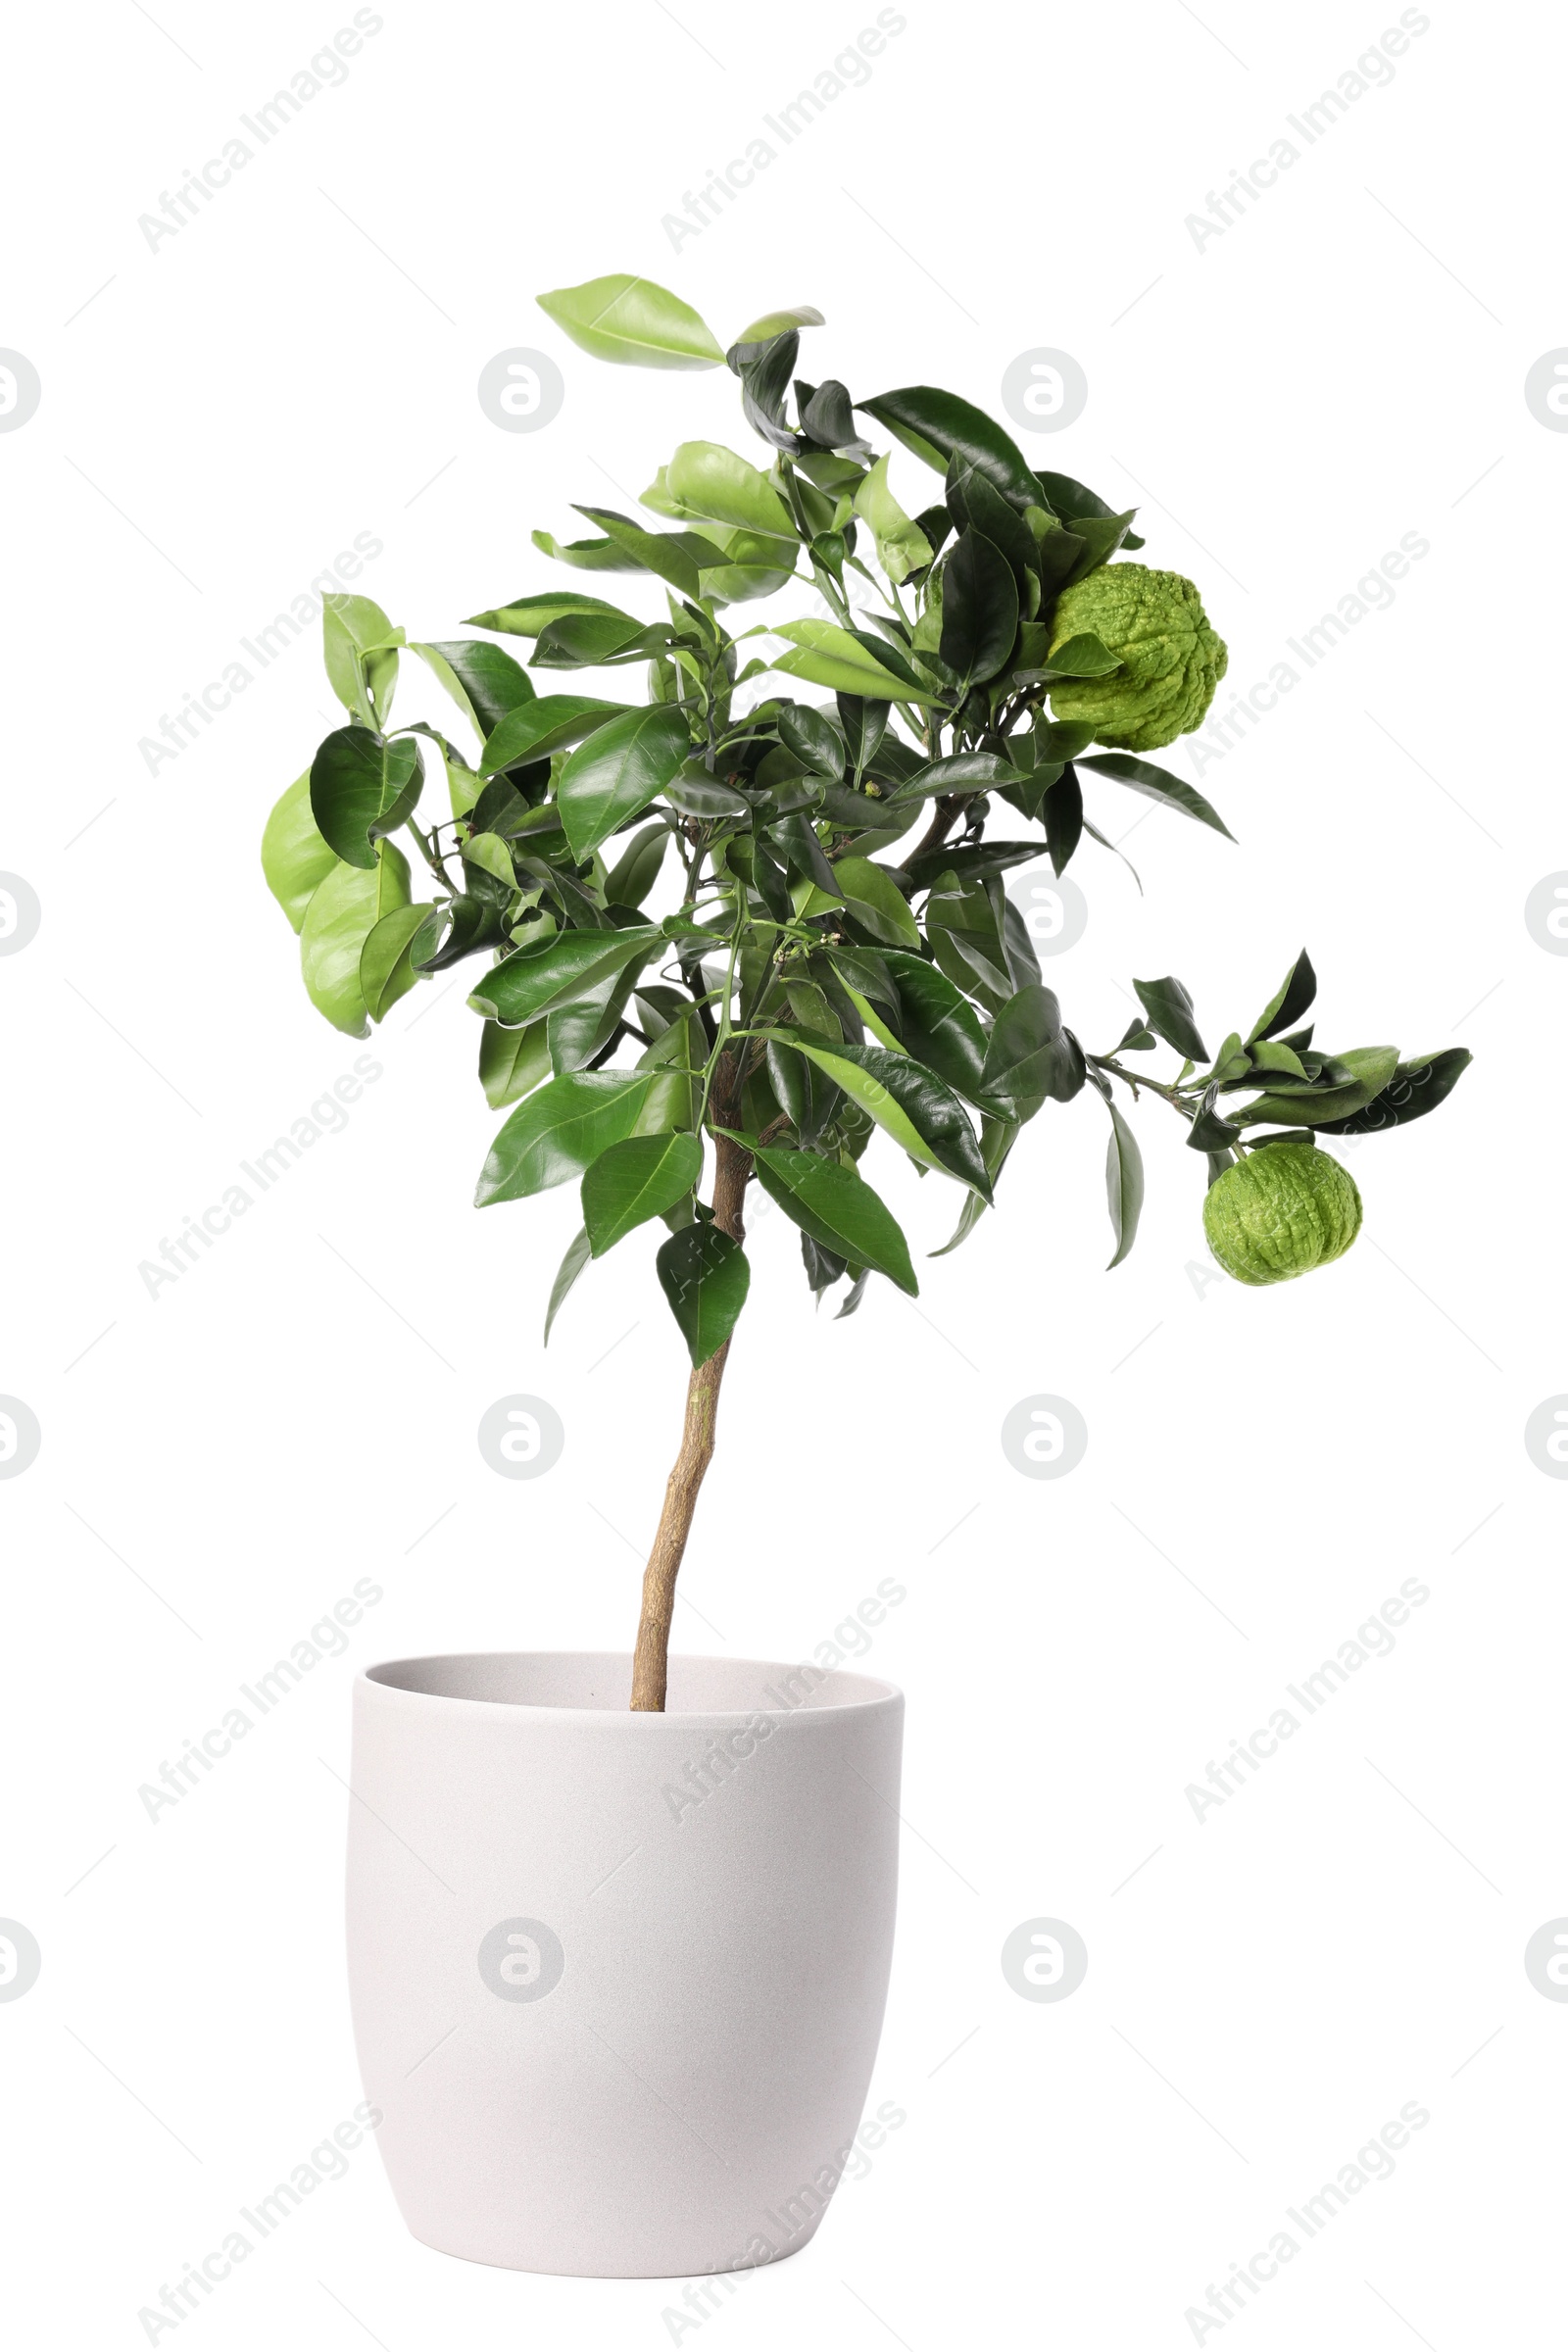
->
[475,1071,657,1205]
[465,590,638,639]
[360,901,432,1022]
[299,844,411,1038]
[665,441,796,542]
[831,856,920,950]
[734,304,825,345]
[262,770,337,933]
[769,618,938,705]
[853,454,934,586]
[537,273,725,369]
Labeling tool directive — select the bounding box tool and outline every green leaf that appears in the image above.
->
[476,1070,656,1205]
[885,751,1024,806]
[744,1140,918,1296]
[322,593,402,727]
[536,274,725,369]
[360,901,432,1022]
[832,856,920,950]
[733,304,825,345]
[480,695,632,775]
[776,703,846,778]
[858,385,1041,511]
[769,619,939,704]
[1076,753,1235,842]
[1233,1045,1400,1130]
[1314,1048,1472,1135]
[604,821,669,909]
[309,727,423,870]
[568,508,711,599]
[665,440,796,541]
[299,844,411,1038]
[656,1224,750,1365]
[465,590,637,639]
[1039,631,1120,677]
[1035,470,1144,548]
[556,706,691,858]
[853,454,934,585]
[413,640,534,739]
[583,1132,703,1254]
[940,531,1019,688]
[875,951,989,1099]
[479,1017,553,1109]
[781,1037,991,1196]
[531,613,672,669]
[468,924,662,1027]
[976,985,1083,1121]
[262,770,337,933]
[1133,975,1207,1062]
[1043,763,1083,875]
[1104,1102,1145,1268]
[543,1227,593,1344]
[1247,948,1317,1044]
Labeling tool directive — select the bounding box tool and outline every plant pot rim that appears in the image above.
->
[359,1649,904,1730]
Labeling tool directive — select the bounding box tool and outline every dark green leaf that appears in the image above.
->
[604,821,669,909]
[886,751,1024,806]
[858,386,1041,511]
[1077,753,1235,842]
[481,695,632,775]
[777,703,846,778]
[570,506,711,598]
[1035,470,1144,548]
[832,856,920,949]
[743,1139,918,1295]
[556,706,691,858]
[802,1231,847,1295]
[977,985,1083,1121]
[468,925,662,1026]
[416,640,535,736]
[583,1132,703,1253]
[874,951,988,1100]
[838,695,890,779]
[657,1224,750,1365]
[1314,1048,1471,1135]
[939,530,1019,688]
[1133,975,1207,1062]
[1044,763,1083,875]
[781,1037,991,1196]
[1232,1045,1399,1130]
[309,728,423,870]
[479,1016,552,1109]
[1247,948,1317,1044]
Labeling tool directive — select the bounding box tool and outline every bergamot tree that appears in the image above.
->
[261,275,1470,1710]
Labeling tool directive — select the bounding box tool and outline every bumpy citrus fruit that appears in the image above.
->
[1202,1140,1362,1286]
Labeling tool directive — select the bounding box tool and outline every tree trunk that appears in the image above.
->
[629,1122,751,1711]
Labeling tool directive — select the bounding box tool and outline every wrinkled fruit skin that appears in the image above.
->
[1049,562,1228,753]
[1202,1141,1362,1286]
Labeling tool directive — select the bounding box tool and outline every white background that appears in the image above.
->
[2,0,1562,2343]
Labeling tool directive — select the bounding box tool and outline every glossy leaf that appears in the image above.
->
[939,531,1018,687]
[977,985,1083,1121]
[744,1140,918,1295]
[299,844,411,1038]
[1314,1048,1471,1135]
[583,1132,703,1254]
[569,507,711,598]
[858,385,1040,512]
[468,924,662,1027]
[262,770,336,932]
[604,821,669,909]
[481,695,630,775]
[475,1070,656,1205]
[777,703,846,778]
[665,440,795,541]
[360,902,433,1022]
[537,274,724,369]
[1133,975,1207,1062]
[1077,753,1235,842]
[1043,763,1083,875]
[543,1226,594,1344]
[465,590,637,639]
[782,1037,991,1196]
[853,454,934,584]
[1104,1102,1145,1268]
[1248,948,1317,1044]
[657,1224,750,1365]
[1233,1045,1400,1130]
[556,706,691,858]
[832,856,920,949]
[310,728,423,869]
[769,619,939,704]
[322,593,401,727]
[875,951,988,1099]
[414,640,534,738]
[479,1017,553,1109]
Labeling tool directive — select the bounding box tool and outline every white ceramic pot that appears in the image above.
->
[345,1651,904,2278]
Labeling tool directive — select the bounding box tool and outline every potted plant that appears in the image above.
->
[261,274,1468,2278]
